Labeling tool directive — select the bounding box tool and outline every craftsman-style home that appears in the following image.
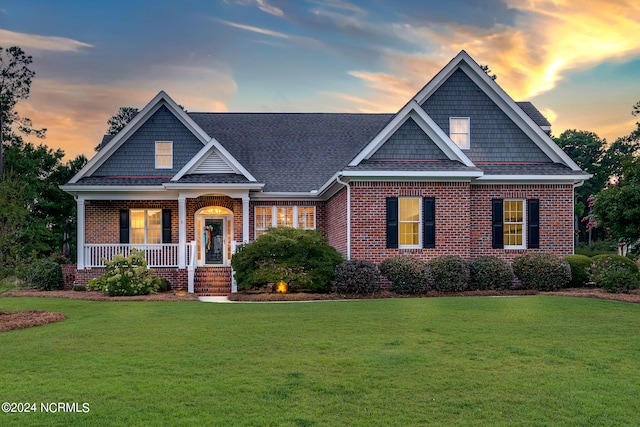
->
[62,51,589,295]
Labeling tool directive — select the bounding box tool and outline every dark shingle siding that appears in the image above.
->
[371,117,449,160]
[94,106,204,176]
[421,69,551,163]
[516,102,551,128]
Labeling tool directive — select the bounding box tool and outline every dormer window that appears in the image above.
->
[155,141,173,169]
[449,118,470,149]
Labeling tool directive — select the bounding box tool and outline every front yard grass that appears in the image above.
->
[0,296,639,426]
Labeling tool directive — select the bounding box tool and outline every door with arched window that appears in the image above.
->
[195,207,234,266]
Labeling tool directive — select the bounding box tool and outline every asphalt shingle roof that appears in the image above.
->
[188,113,394,192]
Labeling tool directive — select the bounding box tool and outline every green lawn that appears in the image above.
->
[0,296,639,426]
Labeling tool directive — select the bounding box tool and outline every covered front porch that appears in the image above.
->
[74,188,259,294]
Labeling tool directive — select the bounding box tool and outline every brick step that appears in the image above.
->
[194,267,232,296]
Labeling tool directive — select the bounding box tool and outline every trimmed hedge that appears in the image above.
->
[24,260,64,291]
[512,253,571,291]
[564,254,593,287]
[429,256,470,292]
[379,256,430,294]
[470,256,514,290]
[333,260,381,295]
[231,227,344,292]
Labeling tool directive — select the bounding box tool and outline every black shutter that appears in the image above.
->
[423,197,435,248]
[386,197,398,249]
[527,199,540,249]
[162,209,172,244]
[492,199,503,249]
[119,210,130,244]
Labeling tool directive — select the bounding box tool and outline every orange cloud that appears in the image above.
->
[19,65,236,160]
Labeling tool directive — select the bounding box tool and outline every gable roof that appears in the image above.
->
[412,50,582,171]
[68,91,255,184]
[65,51,589,196]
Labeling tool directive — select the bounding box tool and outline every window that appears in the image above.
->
[130,209,162,244]
[449,118,470,149]
[503,200,524,249]
[399,198,421,247]
[155,141,173,169]
[276,207,293,227]
[255,207,273,237]
[254,206,316,238]
[119,209,171,244]
[492,199,539,250]
[297,207,316,230]
[386,197,435,249]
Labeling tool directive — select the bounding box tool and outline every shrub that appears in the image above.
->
[231,228,344,292]
[24,260,64,291]
[512,253,571,291]
[589,254,640,293]
[429,256,470,292]
[379,256,430,294]
[564,254,594,287]
[157,278,172,293]
[87,249,161,296]
[576,240,618,257]
[332,260,381,295]
[470,256,514,290]
[72,285,86,292]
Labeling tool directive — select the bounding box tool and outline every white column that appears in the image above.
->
[76,198,85,270]
[178,196,187,269]
[242,195,250,243]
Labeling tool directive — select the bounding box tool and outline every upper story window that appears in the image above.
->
[155,141,173,169]
[449,117,470,149]
[254,206,316,238]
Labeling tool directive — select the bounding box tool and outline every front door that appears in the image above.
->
[204,219,224,265]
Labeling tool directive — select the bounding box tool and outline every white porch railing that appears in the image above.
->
[84,244,183,268]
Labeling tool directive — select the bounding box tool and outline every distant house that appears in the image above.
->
[62,51,590,295]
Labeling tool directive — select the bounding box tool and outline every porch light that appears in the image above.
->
[275,281,288,293]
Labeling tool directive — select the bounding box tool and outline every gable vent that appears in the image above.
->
[193,150,235,174]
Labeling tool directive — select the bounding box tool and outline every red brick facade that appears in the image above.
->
[78,181,574,290]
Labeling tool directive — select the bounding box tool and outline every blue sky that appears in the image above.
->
[1,0,639,159]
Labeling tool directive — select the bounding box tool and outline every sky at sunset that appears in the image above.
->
[1,0,639,160]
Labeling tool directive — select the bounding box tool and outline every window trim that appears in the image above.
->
[449,117,470,150]
[155,141,173,169]
[503,199,526,250]
[398,197,422,249]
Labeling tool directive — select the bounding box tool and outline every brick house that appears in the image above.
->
[62,51,589,295]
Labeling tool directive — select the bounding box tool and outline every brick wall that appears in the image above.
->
[470,183,574,261]
[349,181,471,263]
[85,200,179,244]
[326,187,348,256]
[338,181,574,264]
[75,267,187,289]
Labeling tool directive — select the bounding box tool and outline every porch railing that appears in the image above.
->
[84,244,183,268]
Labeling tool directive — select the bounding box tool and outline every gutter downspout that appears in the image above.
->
[335,175,351,260]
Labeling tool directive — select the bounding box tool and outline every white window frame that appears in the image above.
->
[155,141,173,169]
[503,199,526,250]
[398,197,422,249]
[449,117,470,150]
[254,206,317,238]
[130,209,162,245]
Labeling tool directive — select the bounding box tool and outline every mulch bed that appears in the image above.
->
[2,288,639,333]
[0,310,65,332]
